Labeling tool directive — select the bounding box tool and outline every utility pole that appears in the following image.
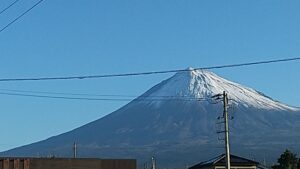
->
[151,156,156,169]
[223,91,231,169]
[73,142,77,158]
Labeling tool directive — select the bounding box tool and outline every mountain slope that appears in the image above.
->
[2,69,300,168]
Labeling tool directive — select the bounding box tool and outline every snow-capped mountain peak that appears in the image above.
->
[145,68,298,111]
[3,67,300,169]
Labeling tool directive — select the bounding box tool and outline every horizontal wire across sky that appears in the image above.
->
[0,56,299,82]
[0,57,299,102]
[0,90,215,102]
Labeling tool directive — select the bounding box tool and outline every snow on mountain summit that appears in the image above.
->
[145,67,298,111]
[2,68,300,168]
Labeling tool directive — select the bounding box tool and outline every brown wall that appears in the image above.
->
[100,159,136,169]
[0,158,136,169]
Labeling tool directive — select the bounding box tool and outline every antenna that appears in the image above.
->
[151,156,156,169]
[73,142,77,158]
[144,162,148,169]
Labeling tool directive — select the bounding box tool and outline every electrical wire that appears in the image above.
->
[0,0,45,33]
[70,142,223,151]
[0,88,157,98]
[0,57,299,82]
[0,91,133,101]
[0,91,212,102]
[0,88,205,99]
[0,0,20,15]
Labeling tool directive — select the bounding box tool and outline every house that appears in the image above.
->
[0,157,136,169]
[189,154,259,169]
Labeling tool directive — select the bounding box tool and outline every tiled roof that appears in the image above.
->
[189,154,259,169]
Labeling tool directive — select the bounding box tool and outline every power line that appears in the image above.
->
[0,0,20,15]
[0,88,149,98]
[0,88,200,99]
[0,57,299,82]
[0,91,211,102]
[0,0,45,33]
[65,142,223,150]
[0,91,133,101]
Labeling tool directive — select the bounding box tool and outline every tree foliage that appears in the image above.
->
[272,149,298,169]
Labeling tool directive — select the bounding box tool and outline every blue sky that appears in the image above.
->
[0,0,299,151]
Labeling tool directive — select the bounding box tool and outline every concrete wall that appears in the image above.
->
[0,158,136,169]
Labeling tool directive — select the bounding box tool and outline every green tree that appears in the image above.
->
[273,149,298,169]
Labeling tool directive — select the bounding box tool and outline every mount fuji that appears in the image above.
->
[2,68,300,168]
